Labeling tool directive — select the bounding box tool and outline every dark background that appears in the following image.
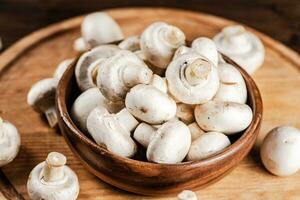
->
[0,0,299,52]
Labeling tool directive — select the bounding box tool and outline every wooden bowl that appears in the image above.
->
[56,54,262,195]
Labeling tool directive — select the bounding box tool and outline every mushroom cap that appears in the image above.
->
[53,58,74,79]
[188,122,205,141]
[133,122,157,148]
[27,161,79,200]
[195,101,253,134]
[166,53,219,104]
[75,44,120,92]
[191,37,218,66]
[81,12,124,47]
[214,63,247,104]
[187,131,230,161]
[149,74,168,93]
[214,25,265,74]
[0,118,21,167]
[86,106,137,158]
[71,88,124,133]
[97,50,153,101]
[147,120,191,164]
[27,78,58,113]
[260,126,300,176]
[140,22,186,69]
[125,84,176,124]
[176,103,195,124]
[73,37,90,52]
[118,35,140,51]
[173,46,193,60]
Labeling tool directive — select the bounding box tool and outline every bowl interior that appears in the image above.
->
[56,51,262,168]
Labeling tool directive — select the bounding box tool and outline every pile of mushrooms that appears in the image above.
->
[66,17,256,164]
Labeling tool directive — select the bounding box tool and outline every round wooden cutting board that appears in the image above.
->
[0,7,299,200]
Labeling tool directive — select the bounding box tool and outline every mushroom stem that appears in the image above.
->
[122,65,152,87]
[45,107,58,128]
[42,152,66,182]
[185,59,211,86]
[116,109,139,133]
[223,26,249,49]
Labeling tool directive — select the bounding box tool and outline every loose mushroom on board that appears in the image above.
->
[147,120,191,164]
[177,190,198,200]
[125,84,176,124]
[27,152,79,200]
[214,25,265,75]
[27,78,59,127]
[86,106,138,158]
[0,117,21,167]
[194,101,253,135]
[260,126,300,176]
[140,22,186,69]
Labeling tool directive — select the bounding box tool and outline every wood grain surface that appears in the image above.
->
[0,7,299,200]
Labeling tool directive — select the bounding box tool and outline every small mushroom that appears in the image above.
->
[187,131,231,161]
[166,53,219,104]
[73,37,90,52]
[147,120,191,164]
[133,122,158,148]
[118,35,140,51]
[188,122,205,141]
[27,78,59,127]
[75,45,120,91]
[87,106,138,157]
[176,103,195,124]
[27,152,79,200]
[260,126,300,176]
[97,50,153,101]
[191,37,218,66]
[140,22,186,69]
[214,25,265,74]
[177,190,198,200]
[53,58,74,80]
[0,117,21,167]
[194,101,253,135]
[213,63,247,104]
[149,74,168,93]
[71,88,124,133]
[125,84,176,124]
[81,12,124,47]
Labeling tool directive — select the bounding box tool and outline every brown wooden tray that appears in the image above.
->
[0,7,299,200]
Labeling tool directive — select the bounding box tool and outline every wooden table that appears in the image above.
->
[0,7,299,200]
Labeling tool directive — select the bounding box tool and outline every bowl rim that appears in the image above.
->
[56,51,263,169]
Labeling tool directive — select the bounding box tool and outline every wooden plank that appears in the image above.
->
[0,7,299,199]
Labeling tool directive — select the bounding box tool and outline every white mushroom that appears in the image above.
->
[81,12,124,47]
[177,190,198,200]
[133,122,158,148]
[176,103,195,124]
[187,131,231,161]
[149,74,168,93]
[0,117,21,167]
[213,63,247,104]
[125,84,176,124]
[118,36,140,51]
[87,106,138,157]
[97,50,153,101]
[75,45,120,91]
[71,88,124,133]
[188,122,205,141]
[194,101,253,135]
[260,126,300,176]
[191,37,218,66]
[173,46,193,60]
[53,58,74,79]
[73,37,90,52]
[147,120,191,164]
[27,78,59,127]
[166,53,219,104]
[140,22,186,69]
[27,152,79,200]
[214,25,265,74]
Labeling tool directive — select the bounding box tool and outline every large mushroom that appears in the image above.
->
[86,106,138,158]
[27,152,79,200]
[166,53,219,104]
[0,117,21,167]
